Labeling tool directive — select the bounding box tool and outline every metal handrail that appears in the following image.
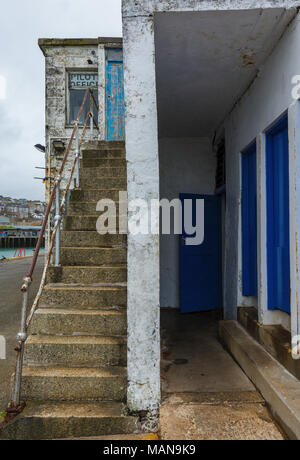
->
[8,88,99,413]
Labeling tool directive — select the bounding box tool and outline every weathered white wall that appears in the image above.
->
[224,12,300,324]
[159,137,215,307]
[123,16,161,414]
[42,43,100,196]
[122,0,300,414]
[123,0,300,17]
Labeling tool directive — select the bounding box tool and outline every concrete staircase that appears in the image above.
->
[1,141,137,440]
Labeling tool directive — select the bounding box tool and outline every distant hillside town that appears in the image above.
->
[0,195,46,227]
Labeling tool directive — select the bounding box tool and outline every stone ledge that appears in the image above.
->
[219,320,300,440]
[238,307,300,380]
[39,37,123,55]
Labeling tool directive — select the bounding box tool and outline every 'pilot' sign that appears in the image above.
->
[70,73,98,88]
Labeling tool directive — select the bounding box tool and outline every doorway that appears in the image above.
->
[105,48,125,140]
[180,194,222,313]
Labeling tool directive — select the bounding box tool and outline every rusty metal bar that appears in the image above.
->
[54,178,62,266]
[90,112,99,131]
[11,276,31,407]
[90,88,99,112]
[90,93,94,135]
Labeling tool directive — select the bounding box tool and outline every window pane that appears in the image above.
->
[68,89,98,125]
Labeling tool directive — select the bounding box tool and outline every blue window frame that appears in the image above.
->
[242,142,258,297]
[266,114,290,313]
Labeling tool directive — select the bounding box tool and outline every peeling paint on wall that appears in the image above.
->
[122,0,300,18]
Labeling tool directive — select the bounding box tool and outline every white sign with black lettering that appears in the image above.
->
[70,73,98,88]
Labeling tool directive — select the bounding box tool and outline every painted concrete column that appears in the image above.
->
[289,101,300,357]
[98,44,106,140]
[123,16,161,412]
[257,133,268,324]
[223,137,240,320]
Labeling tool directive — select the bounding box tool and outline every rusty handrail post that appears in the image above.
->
[90,88,99,111]
[90,92,94,136]
[75,127,80,188]
[11,276,31,408]
[54,178,62,266]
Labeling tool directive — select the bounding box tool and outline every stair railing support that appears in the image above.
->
[75,127,80,188]
[54,177,62,267]
[10,276,31,409]
[90,93,94,136]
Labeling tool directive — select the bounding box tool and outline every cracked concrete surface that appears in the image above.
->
[160,310,285,440]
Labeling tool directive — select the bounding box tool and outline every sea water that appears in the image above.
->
[0,247,45,260]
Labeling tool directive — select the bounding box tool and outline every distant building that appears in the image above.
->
[18,205,29,219]
[0,216,10,226]
[5,204,18,215]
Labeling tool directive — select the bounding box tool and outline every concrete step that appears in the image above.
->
[82,149,126,159]
[80,158,126,168]
[70,189,121,202]
[67,202,127,216]
[24,335,127,367]
[219,320,300,440]
[21,366,127,402]
[63,215,101,231]
[80,176,127,189]
[47,265,127,284]
[0,401,137,440]
[60,231,127,248]
[40,285,127,309]
[238,307,300,381]
[60,247,127,266]
[81,167,126,180]
[63,215,127,231]
[29,308,127,336]
[83,140,125,151]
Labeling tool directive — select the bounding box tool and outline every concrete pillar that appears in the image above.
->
[98,44,106,140]
[288,101,300,356]
[257,132,268,324]
[123,16,161,412]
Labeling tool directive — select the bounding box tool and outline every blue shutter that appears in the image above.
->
[242,143,258,297]
[106,48,125,141]
[266,115,290,313]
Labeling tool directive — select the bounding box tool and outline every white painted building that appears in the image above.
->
[121,0,300,413]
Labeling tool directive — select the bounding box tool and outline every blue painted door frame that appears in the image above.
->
[106,48,125,141]
[242,142,258,297]
[180,194,222,313]
[266,114,291,314]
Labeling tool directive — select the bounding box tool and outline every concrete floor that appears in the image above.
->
[160,309,285,440]
[0,256,44,412]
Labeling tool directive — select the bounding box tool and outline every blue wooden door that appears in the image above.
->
[242,143,258,297]
[266,115,290,313]
[106,48,125,141]
[180,194,222,313]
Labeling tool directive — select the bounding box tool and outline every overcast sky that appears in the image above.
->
[0,0,122,201]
